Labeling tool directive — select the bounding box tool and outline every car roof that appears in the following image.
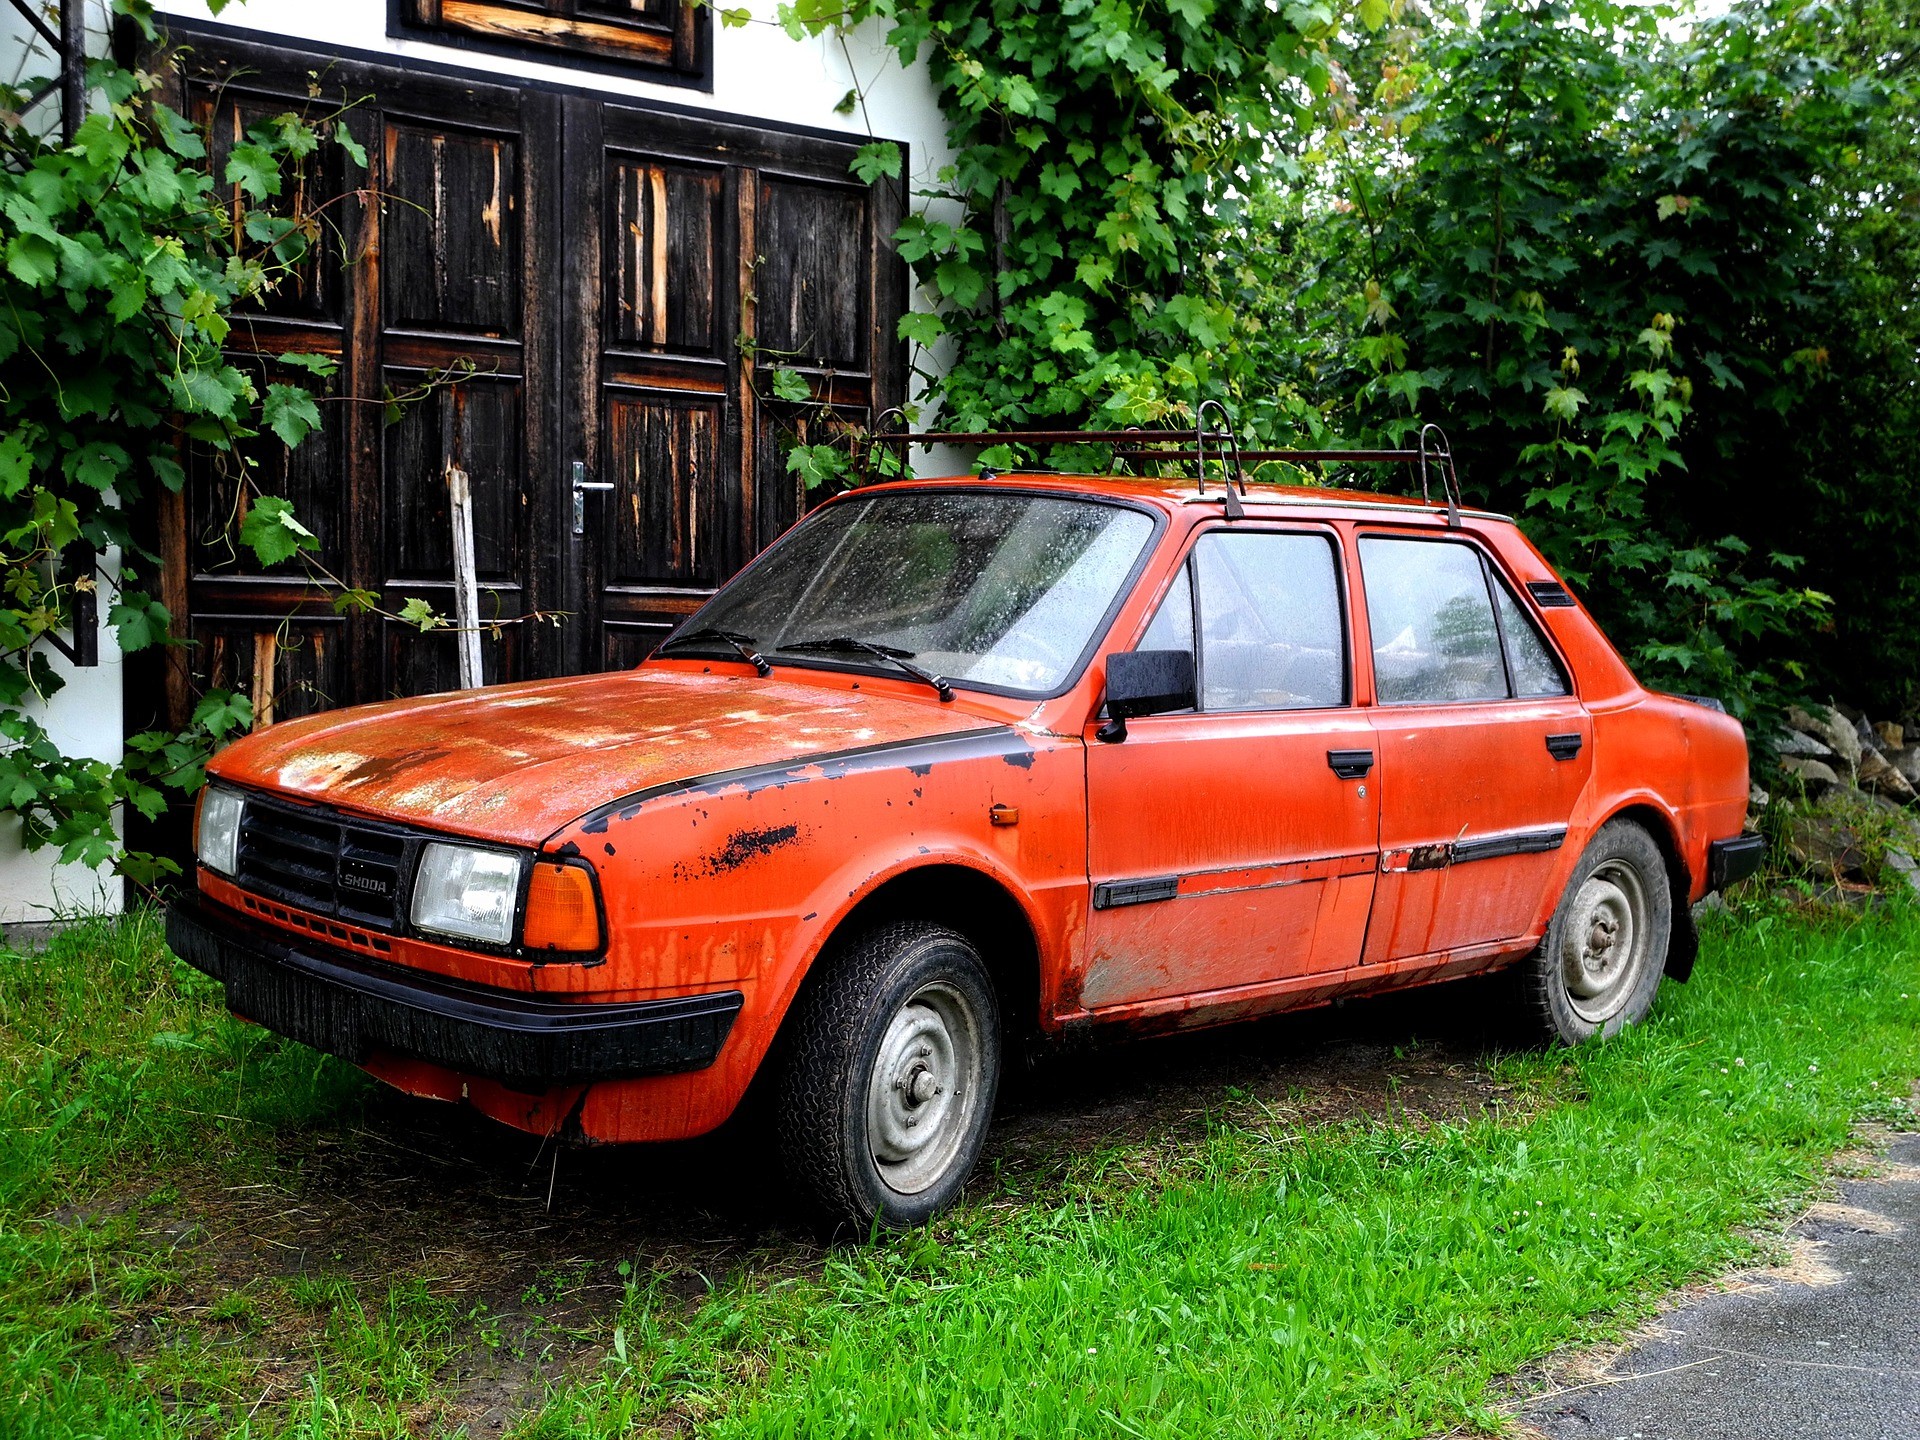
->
[849,470,1514,524]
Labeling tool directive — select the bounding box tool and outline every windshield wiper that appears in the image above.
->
[655,627,771,677]
[778,636,955,703]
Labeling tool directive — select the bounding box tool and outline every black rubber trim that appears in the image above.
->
[1708,833,1766,891]
[1092,876,1180,910]
[166,896,741,1091]
[1450,826,1569,865]
[1526,580,1576,608]
[1326,748,1375,779]
[564,726,1026,842]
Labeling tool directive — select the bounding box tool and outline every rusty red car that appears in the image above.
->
[168,453,1761,1228]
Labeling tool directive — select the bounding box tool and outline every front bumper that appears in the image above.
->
[1708,832,1767,892]
[166,896,742,1091]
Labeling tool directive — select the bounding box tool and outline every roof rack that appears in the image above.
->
[866,407,1464,527]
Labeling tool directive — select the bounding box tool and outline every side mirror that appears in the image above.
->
[1098,649,1196,743]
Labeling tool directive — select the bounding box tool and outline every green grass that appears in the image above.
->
[3,901,1918,1438]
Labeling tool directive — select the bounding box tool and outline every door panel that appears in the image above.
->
[1356,532,1593,961]
[603,392,726,589]
[1363,698,1592,960]
[1082,712,1381,1009]
[382,122,523,336]
[610,159,723,354]
[1081,526,1379,1012]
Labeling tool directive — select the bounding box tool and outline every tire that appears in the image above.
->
[1510,819,1672,1045]
[775,921,1001,1233]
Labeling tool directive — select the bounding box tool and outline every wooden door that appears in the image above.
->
[161,39,563,726]
[143,22,906,741]
[566,101,907,667]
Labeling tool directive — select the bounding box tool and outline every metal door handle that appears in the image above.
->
[571,460,614,536]
[1546,732,1583,761]
[1327,748,1374,780]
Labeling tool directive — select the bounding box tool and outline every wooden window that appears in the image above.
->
[395,0,708,82]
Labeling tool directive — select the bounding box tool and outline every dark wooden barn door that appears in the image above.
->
[148,24,904,734]
[564,101,905,667]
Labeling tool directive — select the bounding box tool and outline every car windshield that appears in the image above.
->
[680,491,1157,696]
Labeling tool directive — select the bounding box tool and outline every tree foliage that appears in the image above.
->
[798,0,1914,726]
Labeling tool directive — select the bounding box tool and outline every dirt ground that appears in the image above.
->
[116,977,1536,1435]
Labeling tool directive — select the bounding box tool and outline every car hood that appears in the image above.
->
[209,668,1003,846]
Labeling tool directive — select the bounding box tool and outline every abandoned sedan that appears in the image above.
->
[168,463,1760,1228]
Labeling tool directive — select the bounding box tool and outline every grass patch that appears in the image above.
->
[2,901,1917,1437]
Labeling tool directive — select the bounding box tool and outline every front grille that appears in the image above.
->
[235,797,411,931]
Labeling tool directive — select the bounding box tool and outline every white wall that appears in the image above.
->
[0,556,126,925]
[151,1,953,187]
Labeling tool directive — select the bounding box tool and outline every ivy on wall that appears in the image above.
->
[0,0,341,881]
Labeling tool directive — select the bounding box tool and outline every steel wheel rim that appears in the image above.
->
[865,979,983,1196]
[1560,857,1648,1025]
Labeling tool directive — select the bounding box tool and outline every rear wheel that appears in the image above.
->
[1511,819,1672,1045]
[775,922,1000,1232]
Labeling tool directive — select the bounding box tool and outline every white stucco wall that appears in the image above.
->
[0,3,957,922]
[0,557,126,925]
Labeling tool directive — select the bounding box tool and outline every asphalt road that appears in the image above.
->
[1525,1132,1920,1440]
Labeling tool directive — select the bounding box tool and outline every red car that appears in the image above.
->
[169,465,1759,1228]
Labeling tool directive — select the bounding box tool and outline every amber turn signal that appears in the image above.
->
[522,861,601,953]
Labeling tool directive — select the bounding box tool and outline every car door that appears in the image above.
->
[1080,526,1381,1011]
[1356,532,1593,962]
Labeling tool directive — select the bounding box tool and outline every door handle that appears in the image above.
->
[1327,748,1374,780]
[571,460,614,536]
[1546,731,1583,761]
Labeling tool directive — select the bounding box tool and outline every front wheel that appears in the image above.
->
[775,922,1001,1232]
[1510,819,1672,1045]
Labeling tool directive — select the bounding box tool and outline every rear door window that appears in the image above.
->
[1359,536,1573,703]
[1360,537,1508,704]
[1491,579,1571,697]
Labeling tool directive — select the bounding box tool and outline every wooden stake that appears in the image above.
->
[446,461,484,690]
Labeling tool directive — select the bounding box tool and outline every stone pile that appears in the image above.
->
[1770,703,1920,899]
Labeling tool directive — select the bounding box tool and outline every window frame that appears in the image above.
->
[1354,529,1579,708]
[1131,522,1355,716]
[391,0,712,88]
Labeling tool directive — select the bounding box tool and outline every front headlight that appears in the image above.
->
[197,785,245,876]
[410,842,523,945]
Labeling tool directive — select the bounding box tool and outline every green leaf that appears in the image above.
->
[769,368,812,404]
[897,311,946,347]
[851,141,903,185]
[0,431,34,498]
[1358,0,1390,31]
[239,495,319,566]
[108,595,172,652]
[398,596,445,631]
[261,383,324,449]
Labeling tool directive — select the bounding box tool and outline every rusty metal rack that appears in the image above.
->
[868,405,1465,527]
